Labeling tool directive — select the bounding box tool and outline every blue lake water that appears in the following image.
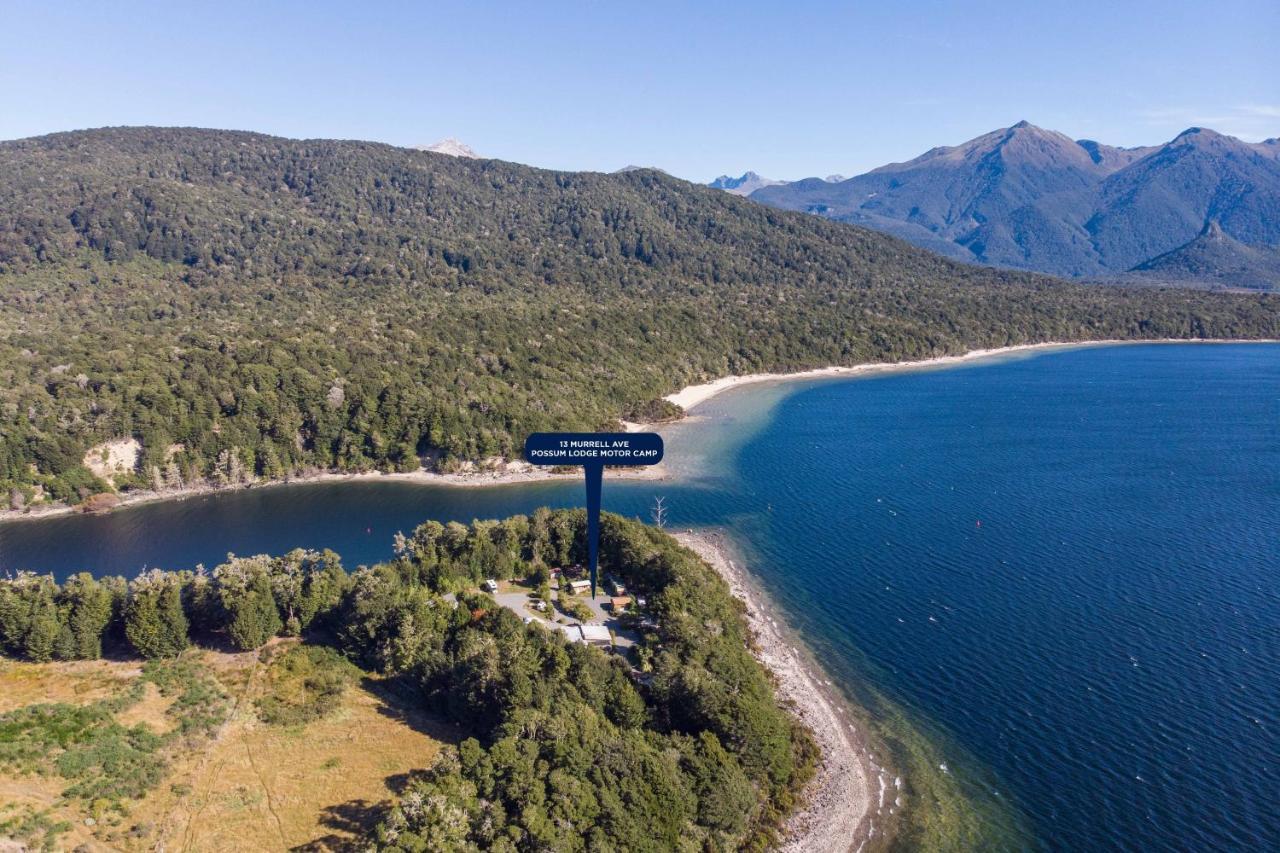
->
[2,342,1277,851]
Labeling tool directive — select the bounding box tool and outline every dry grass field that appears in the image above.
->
[0,641,456,852]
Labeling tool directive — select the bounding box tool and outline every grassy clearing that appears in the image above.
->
[0,680,161,808]
[0,653,227,849]
[0,643,453,851]
[0,659,139,712]
[114,681,177,734]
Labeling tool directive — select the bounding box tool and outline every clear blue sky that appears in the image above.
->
[2,0,1276,180]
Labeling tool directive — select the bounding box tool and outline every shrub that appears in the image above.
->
[256,645,359,727]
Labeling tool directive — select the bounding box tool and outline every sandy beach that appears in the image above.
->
[661,338,1275,411]
[4,338,1271,525]
[676,530,894,852]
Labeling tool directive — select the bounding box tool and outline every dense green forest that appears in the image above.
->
[0,511,814,850]
[0,127,1276,506]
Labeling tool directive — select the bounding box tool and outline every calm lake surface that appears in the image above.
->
[3,343,1278,851]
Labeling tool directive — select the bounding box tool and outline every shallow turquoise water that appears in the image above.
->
[3,343,1277,850]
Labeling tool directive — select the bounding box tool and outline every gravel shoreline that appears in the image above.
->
[675,529,897,852]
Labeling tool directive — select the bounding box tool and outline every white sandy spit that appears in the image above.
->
[662,338,1274,411]
[675,530,883,852]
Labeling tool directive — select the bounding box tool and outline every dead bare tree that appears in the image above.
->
[651,495,668,529]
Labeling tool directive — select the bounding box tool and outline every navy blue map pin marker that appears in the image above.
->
[523,433,664,598]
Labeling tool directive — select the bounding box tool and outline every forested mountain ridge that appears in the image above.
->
[1126,221,1280,291]
[0,127,1276,507]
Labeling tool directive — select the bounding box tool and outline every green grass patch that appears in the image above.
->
[142,656,229,737]
[0,685,164,810]
[255,644,359,727]
[0,656,229,816]
[0,803,72,852]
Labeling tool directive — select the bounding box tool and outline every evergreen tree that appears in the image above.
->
[215,556,283,650]
[228,574,280,649]
[182,567,222,636]
[275,549,345,634]
[0,574,33,655]
[53,619,77,661]
[58,573,116,659]
[125,571,189,658]
[0,573,62,661]
[23,599,61,662]
[682,731,757,836]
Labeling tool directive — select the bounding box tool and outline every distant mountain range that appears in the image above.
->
[614,164,669,175]
[416,137,481,158]
[708,171,849,196]
[720,122,1280,290]
[708,171,785,196]
[0,125,1275,503]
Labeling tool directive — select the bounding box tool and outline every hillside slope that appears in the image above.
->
[1085,128,1280,273]
[0,127,1276,504]
[1126,221,1280,290]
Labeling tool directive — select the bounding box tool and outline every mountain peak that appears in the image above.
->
[990,121,1099,168]
[1003,121,1065,141]
[417,137,480,158]
[708,171,784,196]
[1172,127,1225,145]
[862,121,1085,176]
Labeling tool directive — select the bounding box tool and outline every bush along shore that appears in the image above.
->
[0,511,846,852]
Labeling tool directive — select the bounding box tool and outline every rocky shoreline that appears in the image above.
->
[675,529,899,852]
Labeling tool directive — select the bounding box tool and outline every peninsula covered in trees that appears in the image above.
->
[0,128,1276,509]
[0,512,814,851]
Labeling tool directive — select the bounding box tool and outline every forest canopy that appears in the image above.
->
[0,127,1276,505]
[0,511,816,851]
